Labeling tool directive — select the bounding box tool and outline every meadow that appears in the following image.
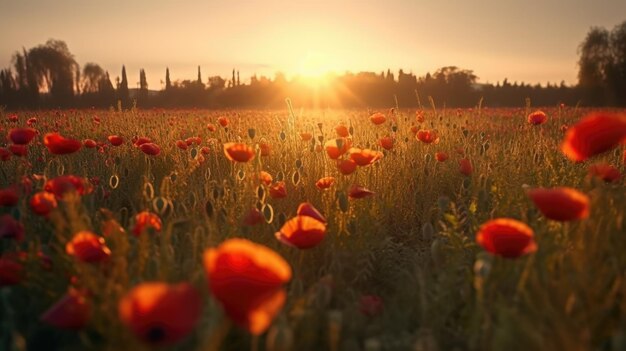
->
[0,105,625,351]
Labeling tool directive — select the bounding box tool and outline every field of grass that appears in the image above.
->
[0,105,625,351]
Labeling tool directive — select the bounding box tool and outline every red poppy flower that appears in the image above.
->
[337,159,357,175]
[119,282,202,346]
[348,185,375,199]
[459,158,473,176]
[200,146,211,155]
[435,152,449,162]
[207,123,217,132]
[378,136,394,150]
[45,175,91,199]
[561,112,626,162]
[259,141,271,157]
[44,133,82,155]
[297,202,326,224]
[416,111,425,123]
[107,135,124,146]
[218,116,230,127]
[66,231,111,263]
[83,139,97,148]
[0,147,11,161]
[203,238,292,335]
[370,112,386,125]
[269,181,287,199]
[140,143,161,156]
[9,127,37,145]
[315,177,335,190]
[134,137,152,147]
[185,136,201,146]
[527,187,589,221]
[476,218,537,258]
[0,187,19,207]
[300,132,313,141]
[41,288,90,330]
[588,162,621,182]
[349,148,383,166]
[359,295,384,317]
[9,144,27,157]
[410,125,419,135]
[175,140,188,150]
[416,130,439,144]
[528,110,548,125]
[224,142,255,162]
[30,191,58,216]
[0,215,24,241]
[259,171,273,186]
[335,124,350,137]
[27,117,37,126]
[325,138,351,159]
[133,211,162,236]
[243,207,264,226]
[275,215,326,249]
[0,253,24,286]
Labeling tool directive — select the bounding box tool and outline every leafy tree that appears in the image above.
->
[578,27,611,105]
[81,63,106,94]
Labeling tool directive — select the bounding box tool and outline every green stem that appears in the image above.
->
[203,318,231,351]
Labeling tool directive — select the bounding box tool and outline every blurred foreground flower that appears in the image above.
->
[561,112,626,162]
[203,239,291,335]
[476,218,537,258]
[119,282,202,346]
[527,187,589,221]
[41,288,90,330]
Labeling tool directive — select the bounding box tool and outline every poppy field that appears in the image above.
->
[1,106,626,351]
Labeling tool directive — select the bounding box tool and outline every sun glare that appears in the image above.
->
[297,51,332,79]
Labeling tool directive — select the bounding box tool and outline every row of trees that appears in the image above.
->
[1,21,625,110]
[578,20,626,106]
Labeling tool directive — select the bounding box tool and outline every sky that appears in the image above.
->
[1,0,625,89]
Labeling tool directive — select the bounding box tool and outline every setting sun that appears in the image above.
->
[297,51,333,78]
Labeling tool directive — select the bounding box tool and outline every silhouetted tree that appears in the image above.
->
[578,27,612,105]
[165,67,172,90]
[208,76,226,90]
[118,65,130,107]
[12,40,80,106]
[608,21,626,105]
[81,63,105,93]
[139,69,148,91]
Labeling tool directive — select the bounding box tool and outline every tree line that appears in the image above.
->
[1,21,625,110]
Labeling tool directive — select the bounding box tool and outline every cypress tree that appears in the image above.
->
[165,67,171,90]
[118,65,130,107]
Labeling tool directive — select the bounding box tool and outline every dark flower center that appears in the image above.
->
[146,325,166,343]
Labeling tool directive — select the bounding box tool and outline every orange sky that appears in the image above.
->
[1,0,626,89]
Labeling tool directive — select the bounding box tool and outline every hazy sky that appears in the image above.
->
[1,0,625,89]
